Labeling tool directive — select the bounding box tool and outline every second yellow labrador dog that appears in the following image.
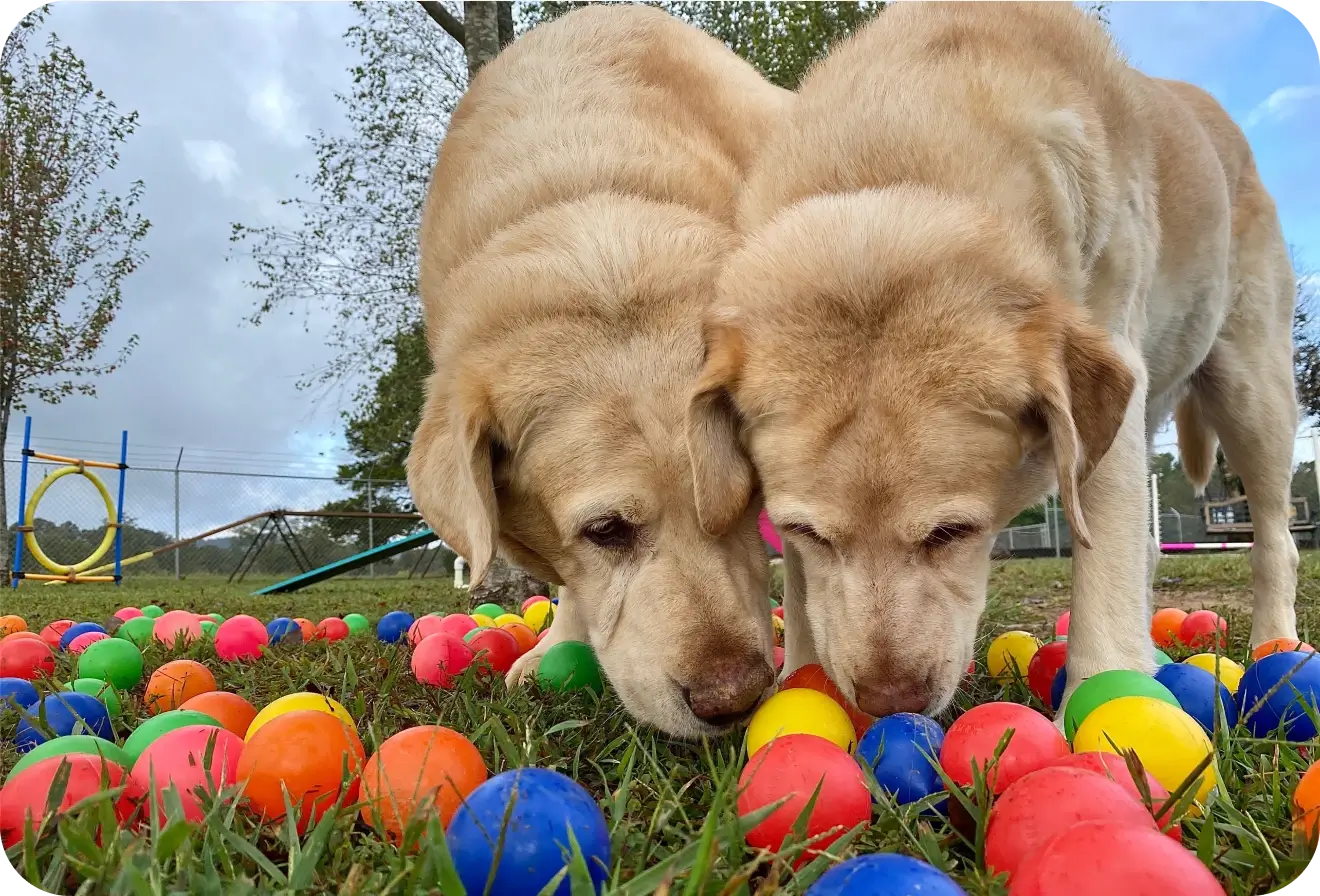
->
[686,2,1298,718]
[406,6,790,736]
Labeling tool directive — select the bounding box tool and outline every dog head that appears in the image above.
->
[687,187,1133,716]
[408,196,775,737]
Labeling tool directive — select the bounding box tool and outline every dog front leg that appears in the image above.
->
[505,586,588,687]
[780,541,820,680]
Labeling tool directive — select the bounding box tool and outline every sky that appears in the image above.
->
[1,0,1318,537]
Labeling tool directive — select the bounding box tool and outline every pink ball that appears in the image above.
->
[114,607,143,621]
[411,633,475,688]
[521,595,549,613]
[437,614,478,639]
[1055,611,1070,638]
[1178,610,1227,649]
[131,725,244,823]
[940,702,1070,795]
[67,631,109,655]
[773,646,785,671]
[153,610,202,648]
[407,615,445,648]
[214,615,269,662]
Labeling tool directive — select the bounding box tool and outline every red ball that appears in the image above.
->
[68,631,109,655]
[1178,611,1226,650]
[1009,821,1226,896]
[940,702,1069,795]
[1045,752,1179,838]
[772,606,785,620]
[407,615,446,647]
[1055,611,1070,638]
[780,663,875,740]
[737,734,870,868]
[467,628,521,677]
[411,633,476,688]
[0,754,143,847]
[40,620,73,649]
[1027,641,1068,706]
[437,614,478,639]
[316,618,350,642]
[131,725,245,823]
[215,615,269,662]
[114,607,143,621]
[0,636,55,680]
[986,766,1160,880]
[521,595,549,613]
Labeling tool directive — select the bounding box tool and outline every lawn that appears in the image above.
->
[2,552,1319,894]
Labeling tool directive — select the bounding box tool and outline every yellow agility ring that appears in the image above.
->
[23,465,118,575]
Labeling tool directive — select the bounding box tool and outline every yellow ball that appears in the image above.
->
[771,615,785,644]
[987,630,1042,684]
[1072,695,1217,809]
[245,692,355,741]
[523,601,554,633]
[494,613,525,628]
[1184,653,1245,694]
[746,688,855,757]
[470,613,495,628]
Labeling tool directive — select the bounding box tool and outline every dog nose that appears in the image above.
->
[681,654,774,727]
[853,677,931,718]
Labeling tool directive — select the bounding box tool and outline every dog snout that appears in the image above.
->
[680,653,774,727]
[853,675,931,718]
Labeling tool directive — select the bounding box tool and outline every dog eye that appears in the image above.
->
[581,516,637,550]
[783,522,832,550]
[923,522,981,550]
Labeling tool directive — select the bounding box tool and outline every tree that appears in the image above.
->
[0,8,150,573]
[1293,252,1319,422]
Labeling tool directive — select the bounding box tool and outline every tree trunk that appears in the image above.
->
[463,2,502,76]
[469,554,550,610]
[0,407,8,578]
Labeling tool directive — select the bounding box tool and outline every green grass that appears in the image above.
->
[3,553,1319,894]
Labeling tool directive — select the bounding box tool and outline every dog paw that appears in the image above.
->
[505,642,549,689]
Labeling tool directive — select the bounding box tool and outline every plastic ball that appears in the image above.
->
[0,677,39,713]
[40,619,73,648]
[407,615,446,647]
[123,709,222,765]
[1184,654,1244,693]
[412,633,476,688]
[0,636,55,680]
[470,613,496,628]
[63,678,122,716]
[1054,611,1070,638]
[144,660,216,715]
[537,641,605,695]
[15,692,114,750]
[1178,610,1227,649]
[0,615,27,636]
[472,602,506,619]
[140,605,165,619]
[448,767,610,896]
[59,622,106,651]
[5,734,133,784]
[1154,663,1238,735]
[1064,669,1179,739]
[746,688,856,757]
[236,709,365,833]
[781,663,875,740]
[1293,759,1320,844]
[245,691,355,741]
[360,725,488,842]
[502,622,538,655]
[940,702,1069,795]
[376,611,414,644]
[215,615,269,662]
[1027,641,1068,707]
[180,691,258,739]
[113,607,142,622]
[855,713,945,805]
[436,613,478,640]
[1150,608,1188,649]
[294,618,316,641]
[207,613,225,624]
[1072,696,1216,806]
[773,646,785,670]
[771,614,786,645]
[1046,751,1179,836]
[988,631,1042,684]
[342,613,370,635]
[1252,638,1316,662]
[1,630,43,646]
[1236,651,1320,740]
[805,853,967,896]
[772,605,785,620]
[316,618,350,641]
[1153,647,1174,666]
[521,595,549,612]
[72,636,142,692]
[0,754,143,848]
[1009,821,1226,896]
[738,734,870,867]
[132,725,244,823]
[267,617,301,645]
[116,616,155,648]
[467,628,521,677]
[152,610,202,648]
[67,631,109,655]
[492,613,524,628]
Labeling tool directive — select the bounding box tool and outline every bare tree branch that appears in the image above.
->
[418,0,465,44]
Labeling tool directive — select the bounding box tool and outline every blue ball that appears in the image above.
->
[267,617,301,644]
[1237,651,1320,740]
[1154,662,1237,734]
[855,713,945,805]
[0,678,39,713]
[806,853,967,896]
[1050,666,1068,712]
[448,767,610,895]
[376,611,415,644]
[15,692,113,751]
[59,622,106,651]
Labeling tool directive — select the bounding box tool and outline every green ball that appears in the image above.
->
[463,628,482,644]
[116,616,155,648]
[77,637,144,689]
[199,619,218,638]
[1063,669,1179,740]
[63,679,122,716]
[343,613,370,635]
[473,603,506,619]
[122,710,221,765]
[1153,647,1174,666]
[140,605,165,619]
[6,735,133,784]
[207,613,224,623]
[768,597,781,610]
[536,641,605,696]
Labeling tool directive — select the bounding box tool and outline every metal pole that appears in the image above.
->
[113,430,128,586]
[1150,473,1161,547]
[367,475,375,578]
[174,447,183,580]
[1052,494,1062,558]
[11,416,33,588]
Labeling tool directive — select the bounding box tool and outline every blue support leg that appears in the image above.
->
[114,430,128,586]
[11,416,33,589]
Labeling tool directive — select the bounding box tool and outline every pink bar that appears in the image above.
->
[759,508,783,553]
[1160,542,1253,552]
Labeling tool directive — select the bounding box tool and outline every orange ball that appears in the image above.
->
[144,659,217,714]
[1295,760,1320,845]
[237,709,365,834]
[180,691,258,738]
[500,622,538,656]
[1150,608,1187,649]
[780,663,875,740]
[1253,638,1317,663]
[0,615,27,637]
[294,618,316,641]
[360,725,488,843]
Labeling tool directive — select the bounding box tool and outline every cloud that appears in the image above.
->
[182,139,240,187]
[1245,85,1320,128]
[246,76,307,147]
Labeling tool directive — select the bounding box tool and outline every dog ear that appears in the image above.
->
[1030,312,1135,550]
[685,308,756,537]
[406,368,500,587]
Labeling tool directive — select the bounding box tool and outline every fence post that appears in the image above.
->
[173,447,184,580]
[1150,472,1161,547]
[367,475,375,579]
[1052,495,1062,558]
[1313,428,1319,516]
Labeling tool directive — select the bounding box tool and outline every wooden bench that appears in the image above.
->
[1203,496,1318,547]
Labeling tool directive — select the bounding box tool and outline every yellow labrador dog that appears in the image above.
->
[406,6,790,736]
[686,2,1298,719]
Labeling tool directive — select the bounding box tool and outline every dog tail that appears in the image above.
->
[1174,391,1217,496]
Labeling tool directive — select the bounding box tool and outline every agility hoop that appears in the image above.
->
[22,465,118,574]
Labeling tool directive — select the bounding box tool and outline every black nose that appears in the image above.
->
[681,654,774,727]
[853,677,931,718]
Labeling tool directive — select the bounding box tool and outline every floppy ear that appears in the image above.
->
[406,369,500,587]
[685,309,756,537]
[1030,313,1135,550]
